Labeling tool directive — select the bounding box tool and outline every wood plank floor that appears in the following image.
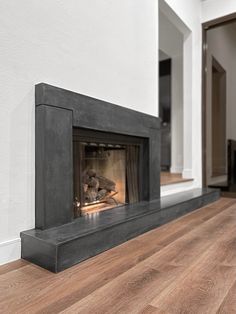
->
[160,172,193,186]
[1,198,236,314]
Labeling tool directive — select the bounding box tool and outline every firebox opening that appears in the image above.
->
[73,129,144,217]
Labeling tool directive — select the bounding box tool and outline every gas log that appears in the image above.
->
[96,176,116,192]
[83,169,116,203]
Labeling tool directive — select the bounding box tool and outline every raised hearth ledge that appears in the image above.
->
[21,188,220,272]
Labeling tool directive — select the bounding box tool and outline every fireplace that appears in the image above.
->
[32,83,159,230]
[20,83,162,271]
[20,84,219,273]
[73,129,146,216]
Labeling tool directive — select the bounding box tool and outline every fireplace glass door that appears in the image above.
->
[73,130,142,216]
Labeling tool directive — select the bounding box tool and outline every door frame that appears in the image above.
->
[202,13,236,187]
[211,56,226,178]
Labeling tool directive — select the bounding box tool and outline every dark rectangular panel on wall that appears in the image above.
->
[35,105,73,229]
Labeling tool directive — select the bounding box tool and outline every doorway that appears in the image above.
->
[159,0,194,192]
[211,57,226,178]
[159,57,171,172]
[202,14,236,196]
[159,6,184,187]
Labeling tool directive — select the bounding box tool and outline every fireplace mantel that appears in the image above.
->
[35,83,160,229]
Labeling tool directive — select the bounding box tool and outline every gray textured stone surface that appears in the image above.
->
[21,188,220,272]
[35,83,160,229]
[35,105,73,229]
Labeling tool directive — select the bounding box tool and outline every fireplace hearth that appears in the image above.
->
[20,83,220,272]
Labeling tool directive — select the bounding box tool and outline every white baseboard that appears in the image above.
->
[161,180,197,197]
[170,166,183,174]
[0,238,21,266]
[182,168,193,179]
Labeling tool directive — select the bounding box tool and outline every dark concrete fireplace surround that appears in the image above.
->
[21,83,220,272]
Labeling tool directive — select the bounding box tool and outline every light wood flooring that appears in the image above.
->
[160,172,193,186]
[1,198,236,313]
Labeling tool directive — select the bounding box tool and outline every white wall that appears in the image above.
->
[159,10,183,57]
[0,0,158,264]
[171,55,184,173]
[168,0,202,182]
[160,0,202,196]
[206,23,236,184]
[202,0,236,23]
